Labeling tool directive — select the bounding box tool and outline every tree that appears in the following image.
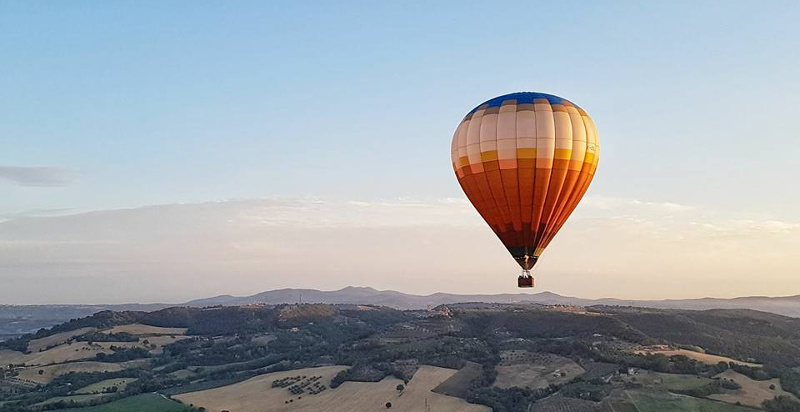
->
[385,401,392,409]
[38,370,44,375]
[396,384,404,392]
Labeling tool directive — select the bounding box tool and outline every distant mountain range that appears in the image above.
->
[3,287,800,339]
[186,286,800,317]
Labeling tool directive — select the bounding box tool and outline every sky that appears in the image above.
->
[1,1,799,304]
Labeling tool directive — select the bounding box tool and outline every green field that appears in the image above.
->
[628,372,712,392]
[34,394,111,407]
[74,378,137,394]
[624,389,759,412]
[59,393,188,412]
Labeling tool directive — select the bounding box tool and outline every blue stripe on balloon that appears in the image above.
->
[467,92,579,115]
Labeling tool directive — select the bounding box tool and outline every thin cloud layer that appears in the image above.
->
[0,166,76,187]
[0,197,798,304]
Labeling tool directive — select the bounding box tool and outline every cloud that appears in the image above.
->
[0,166,76,187]
[582,196,694,213]
[0,197,798,303]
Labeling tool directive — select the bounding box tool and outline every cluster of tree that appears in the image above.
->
[95,347,150,362]
[141,306,280,335]
[458,310,643,342]
[330,364,395,388]
[48,370,139,393]
[600,307,800,367]
[466,386,554,412]
[1,311,147,353]
[75,331,139,343]
[769,367,800,398]
[763,396,800,412]
[729,362,773,380]
[671,378,741,398]
[559,378,612,401]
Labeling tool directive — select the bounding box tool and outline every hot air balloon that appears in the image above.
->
[451,92,599,288]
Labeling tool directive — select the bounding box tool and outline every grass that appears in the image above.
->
[625,389,759,412]
[33,394,112,407]
[627,371,712,392]
[58,393,189,412]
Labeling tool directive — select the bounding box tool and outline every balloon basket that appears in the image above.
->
[517,272,534,288]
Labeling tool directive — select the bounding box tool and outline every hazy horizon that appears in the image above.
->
[3,2,799,304]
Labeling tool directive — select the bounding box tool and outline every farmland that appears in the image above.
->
[176,365,489,412]
[633,347,761,368]
[58,393,188,412]
[708,370,798,408]
[494,351,585,390]
[623,389,759,412]
[16,362,126,385]
[3,303,800,412]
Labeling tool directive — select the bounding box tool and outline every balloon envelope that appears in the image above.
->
[451,92,599,270]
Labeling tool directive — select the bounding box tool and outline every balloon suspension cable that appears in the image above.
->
[523,254,533,278]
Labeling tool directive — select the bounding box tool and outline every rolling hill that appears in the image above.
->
[185,286,800,317]
[3,287,800,339]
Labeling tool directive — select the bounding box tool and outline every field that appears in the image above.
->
[58,393,188,412]
[708,370,798,408]
[27,328,97,352]
[622,389,759,412]
[33,394,111,407]
[633,347,761,367]
[0,322,187,370]
[0,342,114,366]
[433,361,482,398]
[0,322,187,389]
[494,350,585,390]
[16,361,125,384]
[532,396,605,412]
[106,324,187,336]
[623,371,712,392]
[74,378,138,395]
[175,365,490,412]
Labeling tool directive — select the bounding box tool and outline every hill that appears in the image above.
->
[186,286,800,317]
[4,287,800,341]
[3,303,800,411]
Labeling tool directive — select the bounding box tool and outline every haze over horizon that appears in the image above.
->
[2,2,799,304]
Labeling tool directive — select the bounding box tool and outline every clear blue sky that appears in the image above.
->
[4,1,798,215]
[1,2,799,303]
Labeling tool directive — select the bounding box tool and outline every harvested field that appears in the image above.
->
[28,328,97,352]
[176,365,490,412]
[17,362,125,384]
[1,342,113,366]
[433,361,482,398]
